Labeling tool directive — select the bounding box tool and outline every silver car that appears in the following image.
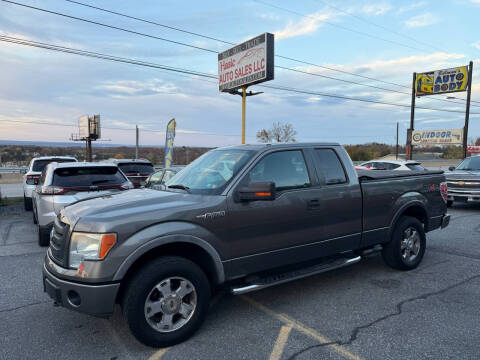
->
[32,162,133,246]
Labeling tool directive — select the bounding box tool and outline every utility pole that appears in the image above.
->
[396,122,399,160]
[135,125,139,159]
[408,72,416,160]
[86,137,92,162]
[463,61,474,159]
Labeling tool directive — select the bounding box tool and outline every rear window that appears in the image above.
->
[314,149,347,184]
[53,167,126,187]
[406,164,425,171]
[118,163,154,174]
[32,158,76,172]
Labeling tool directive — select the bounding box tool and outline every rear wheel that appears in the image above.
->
[37,224,51,247]
[446,200,453,208]
[122,256,211,348]
[24,196,32,211]
[33,205,38,224]
[382,216,426,270]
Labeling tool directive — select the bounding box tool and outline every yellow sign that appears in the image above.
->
[415,65,468,96]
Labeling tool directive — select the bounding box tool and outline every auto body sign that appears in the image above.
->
[415,66,469,96]
[218,33,274,91]
[411,129,463,145]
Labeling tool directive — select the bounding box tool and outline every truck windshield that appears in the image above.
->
[456,157,480,171]
[166,149,255,195]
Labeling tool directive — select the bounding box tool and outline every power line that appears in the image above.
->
[3,0,475,109]
[2,36,479,116]
[253,0,428,53]
[314,0,444,52]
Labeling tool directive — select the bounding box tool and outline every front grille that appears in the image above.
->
[49,216,70,267]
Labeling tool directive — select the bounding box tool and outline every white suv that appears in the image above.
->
[32,162,133,246]
[23,156,77,211]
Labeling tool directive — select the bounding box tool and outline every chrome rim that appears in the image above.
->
[400,227,421,264]
[144,277,197,333]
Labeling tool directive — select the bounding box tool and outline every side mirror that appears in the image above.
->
[448,166,456,171]
[236,182,276,202]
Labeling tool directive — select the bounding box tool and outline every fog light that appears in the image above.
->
[67,290,81,307]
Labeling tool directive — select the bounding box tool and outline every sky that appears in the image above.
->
[0,0,479,148]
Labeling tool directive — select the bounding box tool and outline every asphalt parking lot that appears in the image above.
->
[1,203,480,360]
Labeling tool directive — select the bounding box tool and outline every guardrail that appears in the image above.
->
[0,167,27,173]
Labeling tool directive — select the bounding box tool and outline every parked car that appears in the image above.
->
[33,162,133,246]
[360,160,426,171]
[109,159,155,188]
[43,143,449,347]
[23,156,77,211]
[445,155,480,207]
[145,166,185,190]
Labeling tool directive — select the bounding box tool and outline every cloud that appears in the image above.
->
[397,1,426,14]
[404,13,438,27]
[98,79,178,97]
[362,2,391,16]
[472,41,480,50]
[274,11,334,40]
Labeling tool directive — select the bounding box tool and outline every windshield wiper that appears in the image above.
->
[167,184,191,193]
[91,179,111,185]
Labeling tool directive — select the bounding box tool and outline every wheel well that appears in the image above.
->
[116,242,219,304]
[399,205,428,229]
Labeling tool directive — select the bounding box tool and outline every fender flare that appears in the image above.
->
[112,234,225,283]
[388,198,428,239]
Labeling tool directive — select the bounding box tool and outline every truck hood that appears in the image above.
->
[60,188,220,234]
[445,170,480,180]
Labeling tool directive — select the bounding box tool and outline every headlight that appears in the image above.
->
[69,232,117,269]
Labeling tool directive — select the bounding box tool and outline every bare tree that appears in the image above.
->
[475,137,480,146]
[256,122,297,143]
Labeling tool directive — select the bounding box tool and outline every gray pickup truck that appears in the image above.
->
[43,143,450,347]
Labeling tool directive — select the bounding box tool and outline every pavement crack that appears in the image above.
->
[0,300,50,314]
[287,274,480,360]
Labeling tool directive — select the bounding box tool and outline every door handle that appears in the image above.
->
[307,199,320,209]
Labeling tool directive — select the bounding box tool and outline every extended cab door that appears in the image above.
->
[310,147,362,250]
[225,149,324,277]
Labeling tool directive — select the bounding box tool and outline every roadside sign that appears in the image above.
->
[411,129,463,145]
[467,145,480,153]
[218,33,274,92]
[415,65,469,96]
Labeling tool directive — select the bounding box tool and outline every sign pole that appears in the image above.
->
[396,122,399,160]
[463,61,474,159]
[135,125,139,160]
[408,72,416,160]
[241,86,247,144]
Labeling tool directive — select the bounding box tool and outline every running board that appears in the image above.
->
[230,255,361,295]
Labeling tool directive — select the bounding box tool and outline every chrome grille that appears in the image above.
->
[49,216,70,267]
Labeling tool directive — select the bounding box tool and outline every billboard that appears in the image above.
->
[411,129,463,145]
[78,115,89,138]
[218,33,274,91]
[164,119,176,168]
[90,114,101,139]
[415,66,468,96]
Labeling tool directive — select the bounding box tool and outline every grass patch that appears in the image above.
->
[0,197,23,206]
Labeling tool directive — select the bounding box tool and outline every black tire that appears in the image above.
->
[24,196,33,211]
[122,256,211,348]
[382,216,426,271]
[446,200,453,208]
[38,224,51,247]
[33,205,38,224]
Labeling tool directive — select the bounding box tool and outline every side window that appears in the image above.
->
[388,163,401,170]
[149,171,164,185]
[314,149,347,185]
[162,170,176,184]
[246,150,310,191]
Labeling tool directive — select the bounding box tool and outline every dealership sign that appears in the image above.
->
[415,66,469,96]
[467,145,480,153]
[411,129,463,145]
[218,33,274,91]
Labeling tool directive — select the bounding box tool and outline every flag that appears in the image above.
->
[164,119,176,168]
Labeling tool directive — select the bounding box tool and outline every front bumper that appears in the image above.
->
[43,262,120,318]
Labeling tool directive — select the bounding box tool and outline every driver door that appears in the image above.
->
[225,149,323,278]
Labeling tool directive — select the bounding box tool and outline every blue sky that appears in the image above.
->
[0,0,479,147]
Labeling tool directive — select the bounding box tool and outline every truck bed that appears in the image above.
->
[357,170,444,181]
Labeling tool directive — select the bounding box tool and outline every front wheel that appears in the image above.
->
[37,224,51,247]
[122,256,211,348]
[382,216,426,270]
